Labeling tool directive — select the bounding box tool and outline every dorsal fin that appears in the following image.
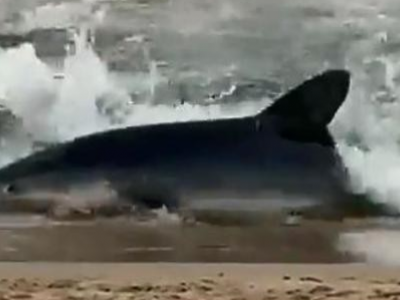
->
[256,69,350,146]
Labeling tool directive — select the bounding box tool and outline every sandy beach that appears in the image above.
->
[0,263,398,300]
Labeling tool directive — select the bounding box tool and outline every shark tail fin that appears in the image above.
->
[256,69,350,146]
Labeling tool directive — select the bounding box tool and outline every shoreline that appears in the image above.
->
[0,262,398,280]
[0,263,399,300]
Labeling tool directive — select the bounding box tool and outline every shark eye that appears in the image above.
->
[3,183,16,194]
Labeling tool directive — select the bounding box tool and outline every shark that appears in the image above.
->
[0,69,388,221]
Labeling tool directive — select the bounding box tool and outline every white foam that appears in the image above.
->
[0,0,270,166]
[332,44,400,209]
[19,2,107,31]
[338,229,400,265]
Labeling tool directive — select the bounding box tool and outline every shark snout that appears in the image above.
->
[0,182,16,200]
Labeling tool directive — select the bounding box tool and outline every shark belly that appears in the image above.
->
[179,169,345,214]
[115,141,348,217]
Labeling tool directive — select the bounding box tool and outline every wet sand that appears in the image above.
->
[0,263,400,300]
[0,213,387,263]
[0,214,369,263]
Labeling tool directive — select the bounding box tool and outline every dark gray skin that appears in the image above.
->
[0,29,70,56]
[0,70,389,221]
[0,34,31,49]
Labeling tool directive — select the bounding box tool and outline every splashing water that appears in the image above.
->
[329,19,400,263]
[0,2,267,167]
[332,36,400,210]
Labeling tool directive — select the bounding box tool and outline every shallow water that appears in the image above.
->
[0,214,363,263]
